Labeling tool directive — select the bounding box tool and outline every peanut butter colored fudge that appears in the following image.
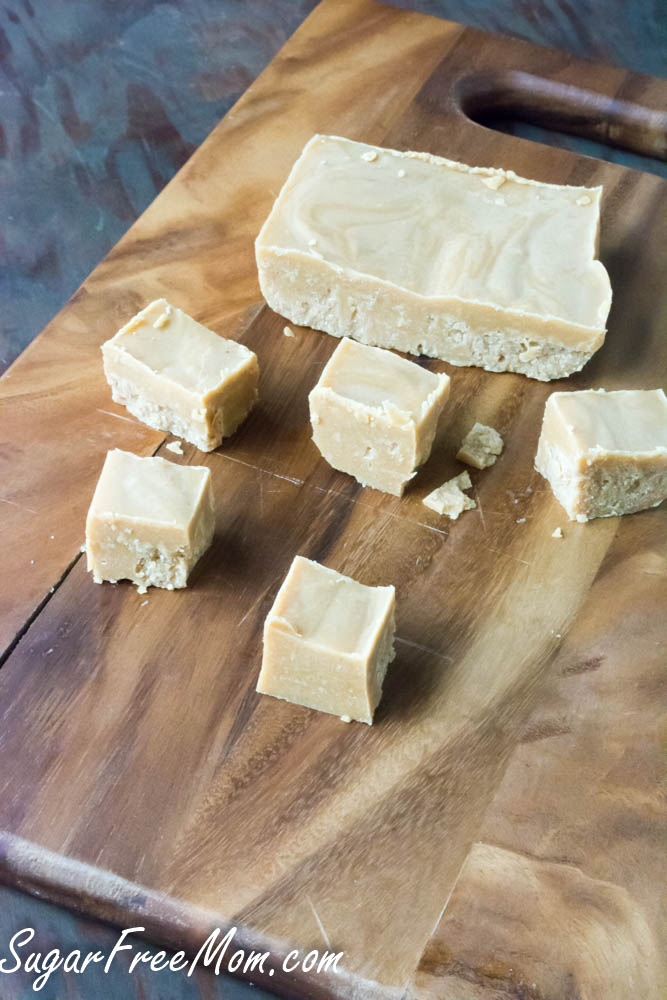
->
[423,471,476,519]
[457,423,504,469]
[256,134,611,381]
[535,389,667,522]
[102,299,259,451]
[257,556,396,724]
[309,338,450,495]
[86,449,215,592]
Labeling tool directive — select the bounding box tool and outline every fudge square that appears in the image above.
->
[309,338,450,495]
[257,556,396,724]
[535,388,667,522]
[102,299,259,451]
[86,449,215,592]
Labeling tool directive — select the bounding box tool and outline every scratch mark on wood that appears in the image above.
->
[395,635,454,663]
[306,895,332,951]
[214,451,304,487]
[95,408,142,426]
[0,497,38,514]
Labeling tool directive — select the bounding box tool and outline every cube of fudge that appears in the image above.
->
[535,389,667,522]
[423,471,476,519]
[256,134,611,381]
[102,299,259,451]
[257,556,396,724]
[457,423,504,469]
[309,338,450,495]
[86,449,215,592]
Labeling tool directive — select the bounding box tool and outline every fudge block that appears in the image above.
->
[309,338,450,495]
[457,423,504,469]
[86,449,215,592]
[423,471,476,519]
[256,134,612,381]
[102,299,259,451]
[257,556,396,724]
[535,389,667,522]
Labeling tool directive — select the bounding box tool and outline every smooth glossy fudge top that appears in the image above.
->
[257,134,611,329]
[88,449,211,526]
[266,556,395,657]
[545,389,667,456]
[317,338,449,421]
[108,299,255,396]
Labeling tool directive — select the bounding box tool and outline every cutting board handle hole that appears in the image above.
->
[455,70,667,173]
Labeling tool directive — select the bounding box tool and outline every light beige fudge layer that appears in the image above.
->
[309,338,450,495]
[257,556,396,724]
[256,134,611,381]
[86,449,215,592]
[102,299,259,451]
[535,389,667,522]
[423,471,476,519]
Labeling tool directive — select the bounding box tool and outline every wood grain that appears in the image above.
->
[0,1,665,997]
[414,513,667,1000]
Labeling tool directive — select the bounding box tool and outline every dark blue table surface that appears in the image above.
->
[0,1,665,997]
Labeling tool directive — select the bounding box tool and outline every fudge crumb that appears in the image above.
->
[552,527,563,538]
[423,472,476,520]
[283,326,296,338]
[482,174,505,190]
[457,423,504,469]
[361,150,378,162]
[166,440,184,455]
[154,306,172,329]
[454,471,472,491]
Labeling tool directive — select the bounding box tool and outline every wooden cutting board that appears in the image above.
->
[1,1,665,997]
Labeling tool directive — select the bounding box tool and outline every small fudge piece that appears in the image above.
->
[102,299,259,451]
[423,471,476,519]
[535,388,667,522]
[255,134,611,381]
[86,449,215,592]
[309,338,450,496]
[457,422,504,469]
[257,556,396,724]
